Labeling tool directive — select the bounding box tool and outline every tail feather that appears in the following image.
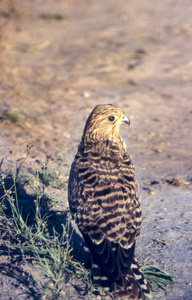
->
[131,257,151,297]
[92,256,151,299]
[92,262,111,292]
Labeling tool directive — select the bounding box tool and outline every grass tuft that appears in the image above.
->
[0,160,94,299]
[0,111,23,123]
[141,265,177,294]
[38,165,67,189]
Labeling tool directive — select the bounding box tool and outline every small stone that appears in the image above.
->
[149,189,156,195]
[154,148,163,153]
[161,199,168,204]
[83,91,91,98]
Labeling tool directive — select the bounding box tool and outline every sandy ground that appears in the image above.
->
[0,0,192,299]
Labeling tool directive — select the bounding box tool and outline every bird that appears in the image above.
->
[68,104,151,299]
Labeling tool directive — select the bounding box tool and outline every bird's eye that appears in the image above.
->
[108,115,116,123]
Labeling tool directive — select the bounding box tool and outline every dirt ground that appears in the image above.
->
[0,0,192,299]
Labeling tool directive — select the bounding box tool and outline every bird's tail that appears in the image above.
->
[92,256,151,299]
[130,256,151,298]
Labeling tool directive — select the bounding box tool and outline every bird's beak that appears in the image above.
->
[122,115,130,125]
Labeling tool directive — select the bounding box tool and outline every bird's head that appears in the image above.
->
[82,104,130,143]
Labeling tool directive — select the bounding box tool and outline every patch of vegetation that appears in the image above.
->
[0,111,23,123]
[40,13,67,21]
[0,157,96,299]
[38,164,67,189]
[141,265,177,298]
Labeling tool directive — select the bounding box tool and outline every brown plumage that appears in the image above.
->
[68,104,150,299]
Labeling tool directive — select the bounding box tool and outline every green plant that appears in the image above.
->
[0,167,94,299]
[38,165,67,189]
[141,265,177,295]
[0,111,23,123]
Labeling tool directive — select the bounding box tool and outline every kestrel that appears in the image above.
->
[68,104,150,299]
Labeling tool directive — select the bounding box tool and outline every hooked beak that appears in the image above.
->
[122,115,130,125]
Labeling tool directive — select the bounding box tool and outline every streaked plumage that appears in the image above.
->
[68,104,150,299]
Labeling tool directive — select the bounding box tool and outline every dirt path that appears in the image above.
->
[0,0,192,299]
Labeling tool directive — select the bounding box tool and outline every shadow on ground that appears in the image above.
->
[0,173,88,300]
